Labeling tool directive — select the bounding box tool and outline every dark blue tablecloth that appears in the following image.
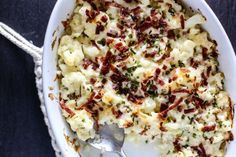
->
[0,0,235,157]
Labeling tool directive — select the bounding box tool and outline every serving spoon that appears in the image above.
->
[86,124,127,157]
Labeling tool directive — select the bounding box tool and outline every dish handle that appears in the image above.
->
[0,22,43,63]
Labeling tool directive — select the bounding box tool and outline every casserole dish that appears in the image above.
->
[0,0,235,156]
[42,0,236,156]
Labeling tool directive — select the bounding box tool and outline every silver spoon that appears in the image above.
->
[86,124,127,157]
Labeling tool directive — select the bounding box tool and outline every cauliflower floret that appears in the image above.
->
[141,97,156,114]
[58,35,84,66]
[67,109,95,141]
[82,44,100,59]
[185,14,206,29]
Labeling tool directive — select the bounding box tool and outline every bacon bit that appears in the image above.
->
[101,51,113,75]
[107,30,119,38]
[106,38,114,45]
[128,94,144,104]
[199,143,210,157]
[184,108,195,114]
[173,138,181,152]
[123,121,133,128]
[151,8,157,16]
[206,66,212,77]
[154,68,161,80]
[180,15,185,29]
[90,78,97,84]
[190,58,199,68]
[228,132,234,141]
[111,107,123,118]
[160,103,169,112]
[169,95,176,103]
[192,96,205,109]
[124,0,132,3]
[101,78,107,84]
[211,50,219,58]
[96,22,105,34]
[160,122,167,132]
[159,98,183,117]
[86,9,100,22]
[94,90,103,100]
[82,58,99,70]
[114,42,129,53]
[84,0,98,10]
[91,40,101,50]
[62,19,70,29]
[60,99,75,117]
[202,47,208,60]
[177,105,183,112]
[131,6,141,14]
[172,89,190,94]
[167,30,175,39]
[136,17,152,32]
[157,79,165,86]
[201,72,208,86]
[144,51,157,58]
[162,65,167,70]
[180,68,190,73]
[140,125,150,135]
[172,75,178,81]
[101,15,108,23]
[202,125,216,132]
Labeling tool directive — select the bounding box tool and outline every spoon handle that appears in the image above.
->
[117,149,127,157]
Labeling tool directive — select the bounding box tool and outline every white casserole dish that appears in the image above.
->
[42,0,236,156]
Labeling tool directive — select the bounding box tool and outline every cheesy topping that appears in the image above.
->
[57,0,234,156]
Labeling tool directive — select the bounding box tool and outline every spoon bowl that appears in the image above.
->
[86,124,127,157]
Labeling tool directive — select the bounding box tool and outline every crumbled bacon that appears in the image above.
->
[123,121,134,128]
[60,99,75,117]
[202,125,216,132]
[160,122,167,132]
[114,42,129,53]
[107,30,119,38]
[124,0,133,3]
[184,108,195,114]
[167,30,175,39]
[192,143,210,157]
[96,22,105,34]
[190,58,199,68]
[201,72,208,86]
[136,17,152,32]
[202,47,208,60]
[101,15,108,22]
[144,51,157,58]
[85,9,100,22]
[160,103,169,112]
[168,95,176,103]
[180,15,185,29]
[131,6,142,14]
[154,68,161,79]
[157,79,165,86]
[112,107,123,118]
[173,138,181,152]
[206,66,212,77]
[90,78,97,84]
[128,94,144,104]
[192,96,205,109]
[82,58,99,70]
[172,89,190,94]
[159,98,183,118]
[101,51,113,75]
